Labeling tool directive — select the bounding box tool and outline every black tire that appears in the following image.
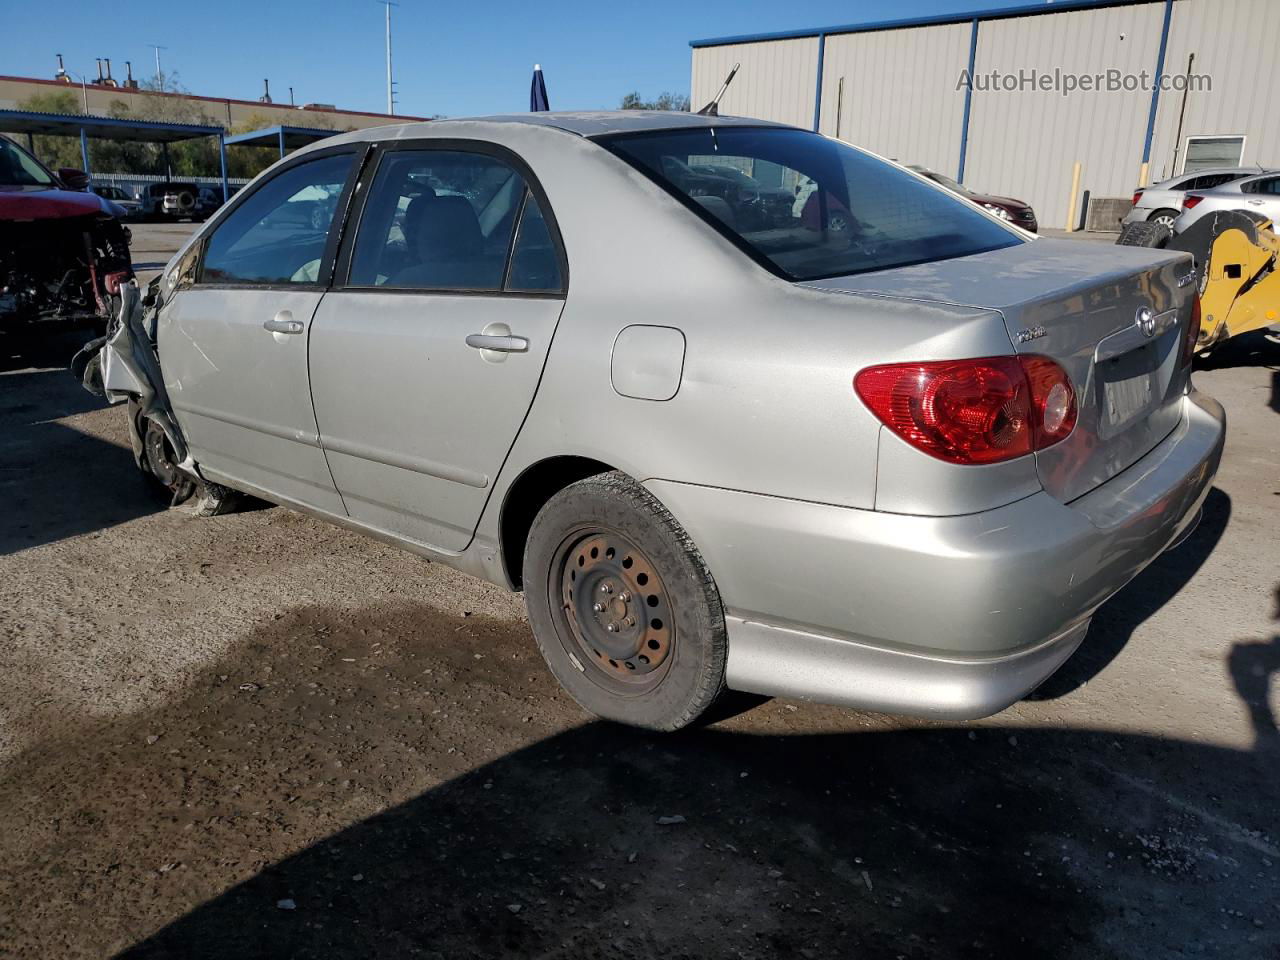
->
[1147,208,1179,230]
[523,471,727,731]
[1116,220,1171,248]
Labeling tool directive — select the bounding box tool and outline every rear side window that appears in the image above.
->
[598,127,1022,281]
[506,193,563,292]
[200,153,353,285]
[349,150,531,291]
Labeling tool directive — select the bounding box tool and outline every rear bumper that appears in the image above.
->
[647,389,1225,718]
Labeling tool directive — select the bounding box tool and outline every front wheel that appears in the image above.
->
[523,472,727,731]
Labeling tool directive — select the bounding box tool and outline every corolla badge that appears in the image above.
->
[1136,306,1157,337]
[1015,324,1048,344]
[1176,270,1197,288]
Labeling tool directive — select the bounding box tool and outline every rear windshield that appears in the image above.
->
[598,127,1023,281]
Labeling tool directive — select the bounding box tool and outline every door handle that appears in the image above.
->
[465,333,528,353]
[264,311,303,335]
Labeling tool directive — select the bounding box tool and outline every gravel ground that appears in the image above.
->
[0,224,1276,959]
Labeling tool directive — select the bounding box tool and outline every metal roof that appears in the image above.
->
[224,124,341,149]
[690,0,1163,48]
[0,108,224,142]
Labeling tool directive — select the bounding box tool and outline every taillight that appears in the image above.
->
[1132,190,1144,206]
[854,355,1076,465]
[1181,295,1202,365]
[1183,194,1204,209]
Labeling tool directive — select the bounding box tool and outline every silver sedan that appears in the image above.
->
[91,112,1224,730]
[1172,170,1280,234]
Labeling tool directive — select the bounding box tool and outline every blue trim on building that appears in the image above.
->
[690,0,1161,48]
[957,18,980,183]
[1141,0,1174,164]
[812,33,826,132]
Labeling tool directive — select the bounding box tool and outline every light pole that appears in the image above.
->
[377,1,399,115]
[148,44,168,91]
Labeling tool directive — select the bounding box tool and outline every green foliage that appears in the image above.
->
[620,91,690,112]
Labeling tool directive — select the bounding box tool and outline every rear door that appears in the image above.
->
[159,148,361,514]
[1241,175,1280,220]
[309,142,567,551]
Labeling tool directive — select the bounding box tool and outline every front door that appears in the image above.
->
[309,144,568,551]
[159,150,360,514]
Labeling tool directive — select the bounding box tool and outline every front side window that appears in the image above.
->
[0,136,56,187]
[349,150,533,290]
[600,128,1022,281]
[1243,176,1280,196]
[200,153,353,285]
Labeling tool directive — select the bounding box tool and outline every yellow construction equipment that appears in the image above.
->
[1120,209,1280,354]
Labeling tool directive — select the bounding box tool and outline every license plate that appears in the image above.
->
[1103,372,1154,430]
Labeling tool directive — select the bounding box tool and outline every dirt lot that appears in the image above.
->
[0,224,1277,959]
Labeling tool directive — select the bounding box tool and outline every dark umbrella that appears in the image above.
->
[530,64,550,112]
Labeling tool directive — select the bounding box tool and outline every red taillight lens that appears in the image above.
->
[1183,194,1204,209]
[1132,191,1144,206]
[854,355,1076,465]
[1181,295,1202,365]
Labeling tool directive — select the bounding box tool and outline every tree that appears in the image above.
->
[619,91,690,112]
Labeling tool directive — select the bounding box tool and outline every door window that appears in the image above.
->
[506,193,564,292]
[199,153,354,285]
[1243,176,1280,196]
[348,149,534,291]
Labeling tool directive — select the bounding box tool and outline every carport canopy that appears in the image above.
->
[224,124,339,158]
[0,108,230,200]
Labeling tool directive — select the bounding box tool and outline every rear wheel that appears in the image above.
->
[523,471,727,731]
[1147,208,1179,230]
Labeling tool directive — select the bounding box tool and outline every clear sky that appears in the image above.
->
[7,0,1040,119]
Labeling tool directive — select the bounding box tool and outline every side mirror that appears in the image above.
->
[58,168,91,190]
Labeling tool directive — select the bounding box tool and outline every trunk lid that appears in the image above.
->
[805,238,1196,502]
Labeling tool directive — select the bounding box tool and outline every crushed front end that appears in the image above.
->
[0,212,132,334]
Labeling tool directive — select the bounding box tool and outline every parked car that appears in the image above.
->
[908,165,1038,233]
[196,185,233,220]
[133,181,201,220]
[1172,171,1280,234]
[87,113,1221,731]
[1124,166,1271,230]
[90,183,142,219]
[0,135,133,336]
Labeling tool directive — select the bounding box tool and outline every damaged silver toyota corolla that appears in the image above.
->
[76,112,1224,731]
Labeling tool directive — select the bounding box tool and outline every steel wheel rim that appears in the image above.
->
[550,530,675,695]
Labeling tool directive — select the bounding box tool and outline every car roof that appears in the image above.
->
[336,111,794,143]
[1154,166,1270,187]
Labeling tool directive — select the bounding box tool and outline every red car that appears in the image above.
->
[909,165,1038,233]
[1,135,133,338]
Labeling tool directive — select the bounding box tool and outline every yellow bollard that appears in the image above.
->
[1065,162,1082,232]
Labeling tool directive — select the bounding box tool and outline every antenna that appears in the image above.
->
[377,0,400,115]
[697,62,740,117]
[148,44,168,92]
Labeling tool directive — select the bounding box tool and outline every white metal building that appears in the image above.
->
[690,0,1279,229]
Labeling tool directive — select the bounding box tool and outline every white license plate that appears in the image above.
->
[1103,371,1155,430]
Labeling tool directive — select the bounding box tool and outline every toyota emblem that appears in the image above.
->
[1136,306,1157,337]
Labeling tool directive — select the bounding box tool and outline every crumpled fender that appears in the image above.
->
[94,281,191,467]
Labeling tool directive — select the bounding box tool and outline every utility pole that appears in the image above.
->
[148,44,168,91]
[377,1,399,115]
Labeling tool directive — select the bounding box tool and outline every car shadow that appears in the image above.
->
[1227,586,1280,751]
[1029,486,1231,701]
[0,367,162,555]
[1,601,1274,959]
[1194,327,1279,372]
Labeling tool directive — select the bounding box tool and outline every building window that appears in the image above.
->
[1182,136,1245,174]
